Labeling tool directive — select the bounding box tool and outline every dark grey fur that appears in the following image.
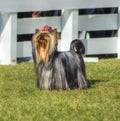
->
[32,39,89,90]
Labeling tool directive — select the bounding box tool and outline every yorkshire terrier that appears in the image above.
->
[32,25,89,90]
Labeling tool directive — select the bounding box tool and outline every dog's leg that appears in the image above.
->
[77,70,88,89]
[52,59,69,90]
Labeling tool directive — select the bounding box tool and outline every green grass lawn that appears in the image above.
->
[0,59,120,121]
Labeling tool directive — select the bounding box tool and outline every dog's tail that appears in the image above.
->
[70,39,85,55]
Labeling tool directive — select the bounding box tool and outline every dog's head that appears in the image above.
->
[32,25,58,64]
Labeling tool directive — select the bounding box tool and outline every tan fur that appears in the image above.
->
[53,29,58,46]
[32,28,58,65]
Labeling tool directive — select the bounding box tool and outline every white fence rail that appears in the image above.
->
[0,0,120,64]
[0,0,120,12]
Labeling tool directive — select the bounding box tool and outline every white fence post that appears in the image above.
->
[60,9,78,51]
[0,12,17,65]
[118,7,120,58]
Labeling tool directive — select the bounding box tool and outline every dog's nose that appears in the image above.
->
[40,34,44,40]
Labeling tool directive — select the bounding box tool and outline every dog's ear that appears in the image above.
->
[53,29,59,44]
[35,29,40,34]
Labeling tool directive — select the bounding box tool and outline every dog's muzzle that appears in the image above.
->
[40,34,44,40]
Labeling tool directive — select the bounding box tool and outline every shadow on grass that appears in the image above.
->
[88,79,109,87]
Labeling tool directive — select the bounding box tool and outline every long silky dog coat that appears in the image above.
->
[32,27,89,90]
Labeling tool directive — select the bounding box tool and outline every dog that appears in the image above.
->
[32,25,89,90]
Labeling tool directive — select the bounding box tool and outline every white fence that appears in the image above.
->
[0,0,120,64]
